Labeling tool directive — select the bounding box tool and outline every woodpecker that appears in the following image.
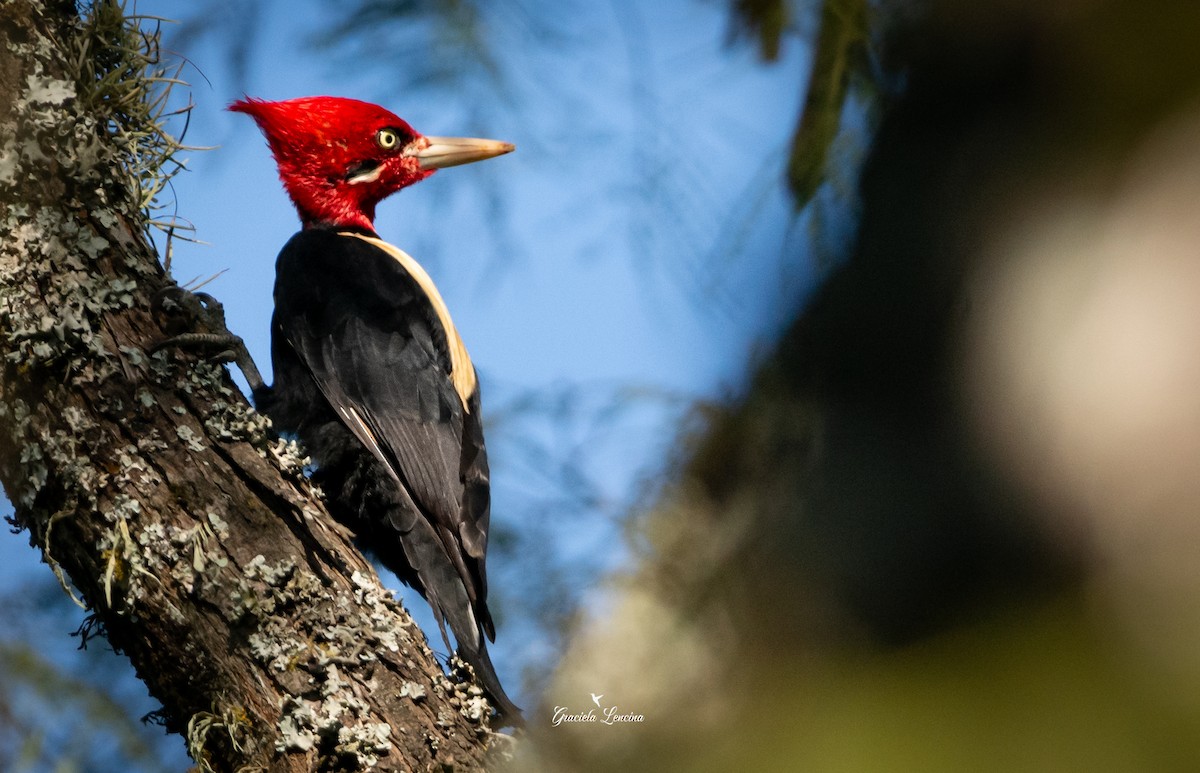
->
[229,96,519,721]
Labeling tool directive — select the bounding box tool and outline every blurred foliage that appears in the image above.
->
[728,0,792,61]
[786,0,872,204]
[310,0,509,97]
[480,380,695,697]
[729,0,885,206]
[0,644,162,772]
[0,570,181,772]
[169,2,263,99]
[526,0,1200,770]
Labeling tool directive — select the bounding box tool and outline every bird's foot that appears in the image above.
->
[152,285,265,393]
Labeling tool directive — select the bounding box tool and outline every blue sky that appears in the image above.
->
[0,0,821,762]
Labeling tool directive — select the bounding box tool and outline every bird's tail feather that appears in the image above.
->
[399,518,523,724]
[459,634,523,724]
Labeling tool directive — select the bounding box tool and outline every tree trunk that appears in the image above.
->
[0,2,503,769]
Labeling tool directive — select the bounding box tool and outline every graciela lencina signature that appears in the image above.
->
[551,693,646,727]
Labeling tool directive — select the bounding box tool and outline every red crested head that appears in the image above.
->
[230,96,514,232]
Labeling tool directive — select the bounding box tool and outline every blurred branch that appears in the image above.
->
[170,0,263,93]
[787,0,871,204]
[728,0,792,61]
[0,642,171,772]
[312,0,506,97]
[729,0,879,207]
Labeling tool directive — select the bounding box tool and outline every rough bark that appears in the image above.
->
[0,2,504,770]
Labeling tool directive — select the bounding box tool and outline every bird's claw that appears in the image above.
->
[152,285,265,393]
[153,331,238,361]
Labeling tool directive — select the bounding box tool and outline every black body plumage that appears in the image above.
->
[254,226,519,720]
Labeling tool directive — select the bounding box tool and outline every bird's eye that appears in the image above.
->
[376,128,401,150]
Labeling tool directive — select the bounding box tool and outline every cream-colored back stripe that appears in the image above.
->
[339,232,476,412]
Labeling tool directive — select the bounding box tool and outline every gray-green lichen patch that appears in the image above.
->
[205,399,271,444]
[232,557,430,767]
[349,570,410,656]
[175,424,205,452]
[399,681,426,701]
[267,436,311,478]
[0,10,174,376]
[175,359,304,471]
[434,665,492,730]
[0,1,195,535]
[0,204,127,377]
[136,513,230,600]
[0,2,291,578]
[276,691,393,770]
[5,399,105,509]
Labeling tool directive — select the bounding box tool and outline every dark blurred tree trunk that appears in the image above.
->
[0,2,501,770]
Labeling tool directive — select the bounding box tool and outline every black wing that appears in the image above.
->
[271,228,493,638]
